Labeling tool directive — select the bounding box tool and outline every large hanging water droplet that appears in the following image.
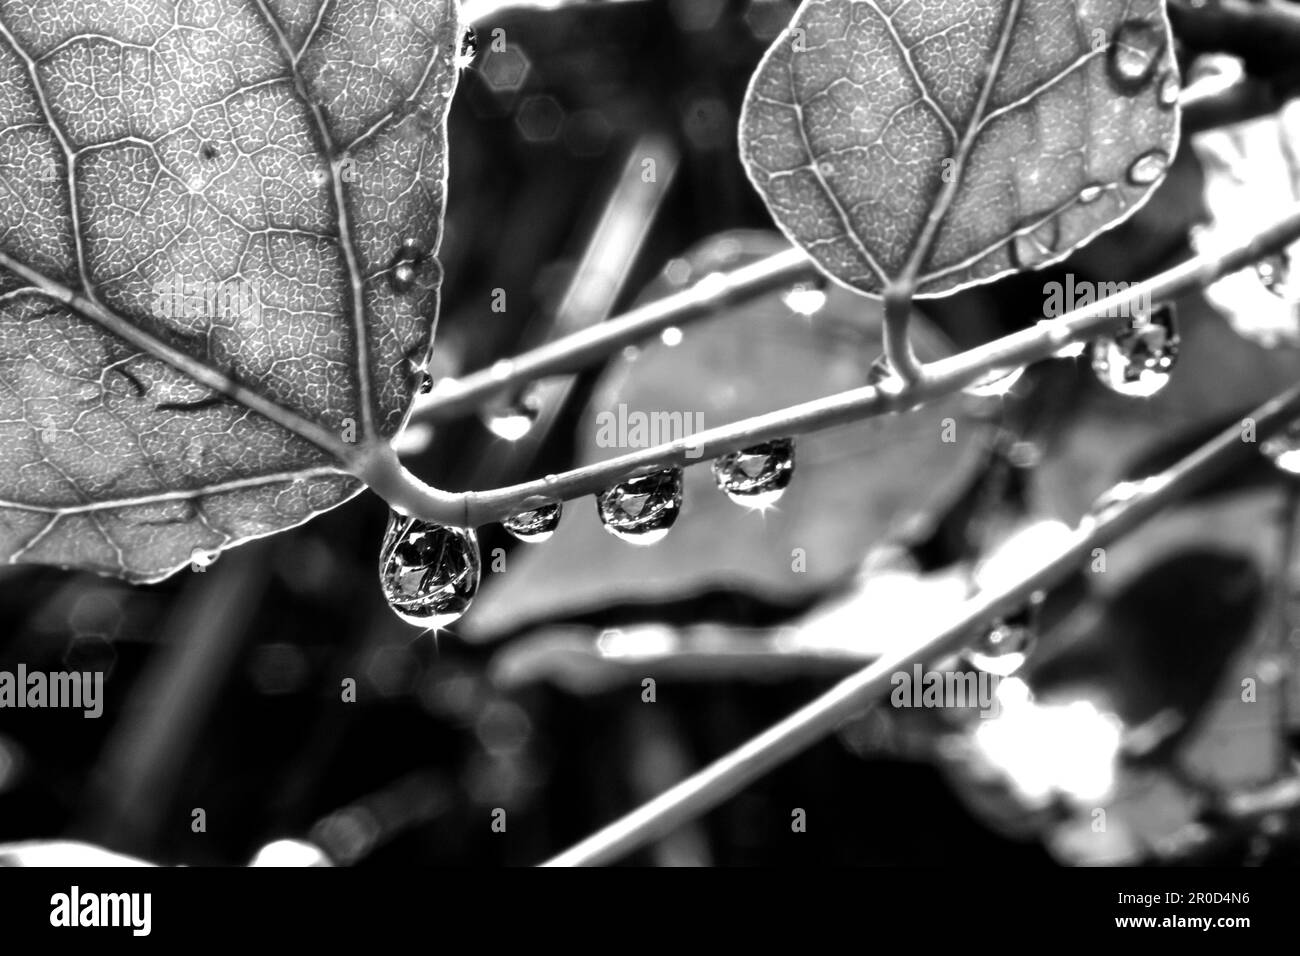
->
[378,512,480,628]
[503,501,562,542]
[964,596,1041,677]
[1262,419,1300,475]
[712,439,795,508]
[1127,149,1169,186]
[1090,304,1179,398]
[596,468,683,544]
[1107,19,1164,93]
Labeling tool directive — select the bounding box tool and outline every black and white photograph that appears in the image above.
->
[0,0,1293,927]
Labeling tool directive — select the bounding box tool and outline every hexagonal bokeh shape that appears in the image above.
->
[669,0,726,32]
[743,0,795,41]
[516,95,565,142]
[480,44,532,93]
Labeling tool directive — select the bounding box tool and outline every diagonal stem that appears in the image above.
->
[408,247,815,423]
[539,382,1300,866]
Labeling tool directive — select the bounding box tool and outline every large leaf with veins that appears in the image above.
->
[0,0,459,581]
[740,0,1180,297]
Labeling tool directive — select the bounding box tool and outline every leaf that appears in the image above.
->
[0,0,460,581]
[463,231,989,641]
[739,0,1180,297]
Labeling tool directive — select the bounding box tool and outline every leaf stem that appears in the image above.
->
[539,381,1300,866]
[883,280,925,386]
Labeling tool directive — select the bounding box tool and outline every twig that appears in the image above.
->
[407,247,815,423]
[378,201,1300,527]
[539,382,1300,865]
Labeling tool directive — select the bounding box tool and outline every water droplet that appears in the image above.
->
[712,438,795,508]
[782,283,827,316]
[963,366,1026,398]
[1255,251,1297,298]
[502,501,562,542]
[1107,19,1164,93]
[965,618,1036,677]
[660,326,683,347]
[596,469,683,544]
[964,595,1041,677]
[389,238,427,293]
[1085,478,1152,524]
[1157,71,1180,108]
[1262,419,1300,475]
[1090,304,1179,398]
[392,262,416,293]
[1127,149,1169,186]
[378,512,480,628]
[1078,183,1105,204]
[1009,218,1061,270]
[481,389,541,441]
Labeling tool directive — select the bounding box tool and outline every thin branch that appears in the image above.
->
[407,247,815,423]
[539,382,1300,866]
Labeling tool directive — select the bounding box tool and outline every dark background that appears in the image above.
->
[0,0,1296,867]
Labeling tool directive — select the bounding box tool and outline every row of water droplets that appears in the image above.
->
[381,266,1298,635]
[378,433,797,628]
[377,20,1300,632]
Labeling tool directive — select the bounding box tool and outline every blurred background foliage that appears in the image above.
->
[1,0,1299,867]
